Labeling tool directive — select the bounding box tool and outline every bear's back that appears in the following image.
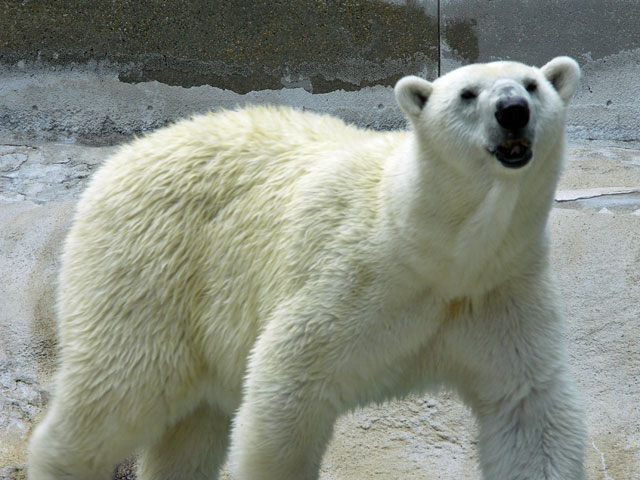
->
[57,107,399,377]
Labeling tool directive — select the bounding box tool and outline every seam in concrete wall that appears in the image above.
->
[437,0,442,77]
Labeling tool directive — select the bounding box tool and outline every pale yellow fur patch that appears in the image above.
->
[445,297,471,320]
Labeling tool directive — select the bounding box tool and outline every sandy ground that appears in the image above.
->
[1,139,639,479]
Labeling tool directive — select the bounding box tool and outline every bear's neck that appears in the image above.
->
[381,136,561,298]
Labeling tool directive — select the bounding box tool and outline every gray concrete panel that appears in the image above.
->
[0,0,439,93]
[441,0,640,140]
[440,0,640,68]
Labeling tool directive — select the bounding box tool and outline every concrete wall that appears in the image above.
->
[1,0,639,142]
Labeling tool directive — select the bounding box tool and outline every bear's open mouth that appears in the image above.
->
[493,139,533,169]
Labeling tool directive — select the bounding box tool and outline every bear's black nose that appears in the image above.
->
[495,97,530,130]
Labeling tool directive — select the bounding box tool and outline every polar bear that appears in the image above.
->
[28,57,586,480]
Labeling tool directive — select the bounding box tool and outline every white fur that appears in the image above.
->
[28,57,585,480]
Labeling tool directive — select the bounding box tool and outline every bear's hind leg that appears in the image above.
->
[28,335,202,480]
[27,399,147,480]
[137,403,231,480]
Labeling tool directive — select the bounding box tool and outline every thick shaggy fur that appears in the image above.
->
[29,58,586,480]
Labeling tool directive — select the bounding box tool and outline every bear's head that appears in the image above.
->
[395,57,580,173]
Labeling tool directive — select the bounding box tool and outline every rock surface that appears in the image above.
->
[1,139,639,479]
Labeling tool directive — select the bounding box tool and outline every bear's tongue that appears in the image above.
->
[508,143,523,156]
[495,139,532,168]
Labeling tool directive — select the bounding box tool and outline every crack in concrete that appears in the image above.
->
[591,438,615,480]
[555,187,640,202]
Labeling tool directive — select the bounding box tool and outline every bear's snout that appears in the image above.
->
[495,96,530,130]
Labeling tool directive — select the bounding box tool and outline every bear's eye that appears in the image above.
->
[525,81,538,93]
[460,89,478,100]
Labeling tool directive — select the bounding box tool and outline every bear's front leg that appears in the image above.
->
[475,368,587,480]
[457,283,588,480]
[228,308,343,480]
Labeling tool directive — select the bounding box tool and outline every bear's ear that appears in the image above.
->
[541,56,581,104]
[395,75,433,119]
